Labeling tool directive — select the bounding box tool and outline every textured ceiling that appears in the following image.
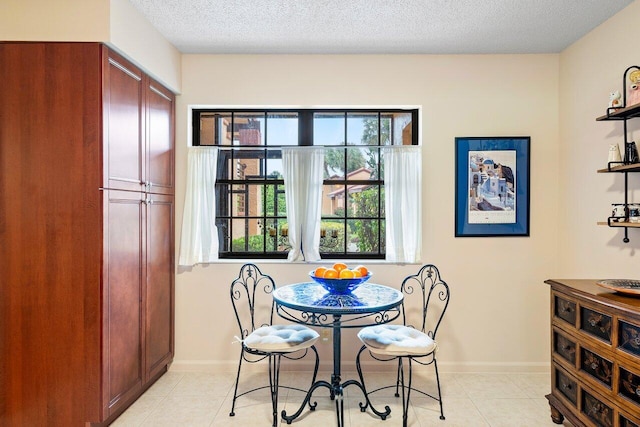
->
[127,0,633,54]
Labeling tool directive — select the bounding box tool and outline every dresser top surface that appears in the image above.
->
[546,278,640,312]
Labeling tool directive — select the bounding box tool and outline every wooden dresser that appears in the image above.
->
[546,279,640,427]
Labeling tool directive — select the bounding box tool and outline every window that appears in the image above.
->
[192,108,419,259]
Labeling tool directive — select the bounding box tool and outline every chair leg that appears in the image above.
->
[268,354,282,427]
[397,358,411,427]
[229,347,245,417]
[434,358,445,420]
[395,357,402,397]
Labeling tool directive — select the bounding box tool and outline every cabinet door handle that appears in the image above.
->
[589,319,601,327]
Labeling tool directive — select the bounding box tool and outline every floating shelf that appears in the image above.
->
[596,102,640,121]
[597,163,640,173]
[597,221,640,228]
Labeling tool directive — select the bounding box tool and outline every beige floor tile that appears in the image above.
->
[453,373,528,399]
[473,397,564,427]
[143,371,184,397]
[171,372,236,397]
[110,394,165,427]
[412,397,489,427]
[140,395,225,427]
[507,372,552,399]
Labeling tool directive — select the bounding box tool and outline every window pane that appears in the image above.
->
[380,115,392,146]
[348,186,379,218]
[314,113,345,146]
[215,184,231,218]
[322,184,345,217]
[390,112,413,146]
[216,218,230,252]
[267,112,298,146]
[266,149,284,180]
[346,147,378,178]
[235,113,265,146]
[264,184,286,217]
[348,219,381,254]
[324,147,346,180]
[320,220,344,253]
[202,112,232,145]
[347,113,378,145]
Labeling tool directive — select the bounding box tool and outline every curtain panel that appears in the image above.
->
[178,147,219,266]
[383,145,422,263]
[282,147,325,262]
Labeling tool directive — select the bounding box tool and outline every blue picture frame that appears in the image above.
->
[455,137,530,237]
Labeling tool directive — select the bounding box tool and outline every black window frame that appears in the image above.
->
[192,107,419,260]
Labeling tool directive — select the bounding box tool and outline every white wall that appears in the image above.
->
[559,1,640,276]
[174,53,561,372]
[0,0,181,93]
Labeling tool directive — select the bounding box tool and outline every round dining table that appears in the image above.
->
[272,281,403,427]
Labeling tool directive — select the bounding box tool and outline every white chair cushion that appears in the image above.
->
[357,324,437,356]
[244,324,319,352]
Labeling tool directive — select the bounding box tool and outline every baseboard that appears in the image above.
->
[169,359,550,374]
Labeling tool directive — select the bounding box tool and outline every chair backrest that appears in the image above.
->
[400,264,450,340]
[230,264,276,340]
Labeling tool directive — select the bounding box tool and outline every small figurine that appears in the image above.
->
[608,143,622,164]
[628,70,640,107]
[609,90,622,109]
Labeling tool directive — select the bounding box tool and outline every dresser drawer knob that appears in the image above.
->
[636,387,640,397]
[561,383,572,390]
[590,362,598,370]
[589,318,600,327]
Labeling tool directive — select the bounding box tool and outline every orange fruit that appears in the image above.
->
[354,265,368,277]
[314,267,327,278]
[323,268,339,279]
[332,262,348,272]
[339,269,355,279]
[352,269,363,278]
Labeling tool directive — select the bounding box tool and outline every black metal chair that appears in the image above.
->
[355,264,450,426]
[229,263,320,427]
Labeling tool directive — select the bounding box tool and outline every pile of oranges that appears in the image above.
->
[313,263,369,279]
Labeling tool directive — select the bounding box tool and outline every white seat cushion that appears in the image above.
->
[244,324,319,352]
[357,324,437,356]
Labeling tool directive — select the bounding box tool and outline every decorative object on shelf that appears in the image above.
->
[608,143,622,164]
[596,279,640,295]
[455,136,530,237]
[626,141,640,163]
[609,90,623,110]
[612,203,627,221]
[628,69,640,107]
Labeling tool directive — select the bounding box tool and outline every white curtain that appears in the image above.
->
[282,147,325,262]
[178,147,219,266]
[383,145,421,263]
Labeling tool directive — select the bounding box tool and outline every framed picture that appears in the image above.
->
[455,136,530,237]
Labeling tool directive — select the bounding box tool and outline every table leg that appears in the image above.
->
[281,314,390,426]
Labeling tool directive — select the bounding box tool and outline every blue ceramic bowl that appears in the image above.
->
[309,271,372,294]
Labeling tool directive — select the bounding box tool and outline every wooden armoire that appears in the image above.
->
[0,42,175,426]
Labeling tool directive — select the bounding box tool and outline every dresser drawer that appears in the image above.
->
[620,366,640,408]
[621,415,640,427]
[554,295,577,326]
[553,330,576,365]
[581,389,613,427]
[580,306,612,343]
[554,367,577,406]
[619,320,640,357]
[580,347,612,387]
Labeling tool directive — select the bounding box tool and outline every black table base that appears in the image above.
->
[281,315,391,427]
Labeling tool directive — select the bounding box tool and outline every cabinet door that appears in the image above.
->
[145,193,175,380]
[104,50,145,192]
[103,190,145,415]
[146,79,175,195]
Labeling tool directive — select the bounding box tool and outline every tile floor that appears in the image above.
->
[111,369,572,427]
